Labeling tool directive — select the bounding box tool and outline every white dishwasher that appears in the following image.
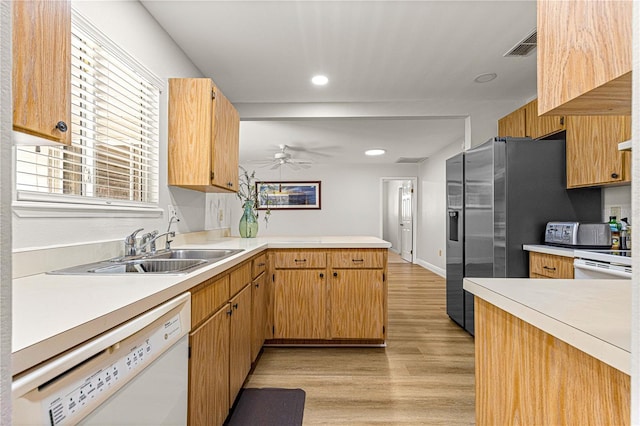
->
[12,292,191,426]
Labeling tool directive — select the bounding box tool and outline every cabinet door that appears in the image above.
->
[189,304,230,426]
[537,0,632,115]
[229,285,252,407]
[13,0,71,144]
[330,269,385,339]
[251,272,266,361]
[168,78,214,188]
[566,115,631,187]
[524,99,565,139]
[211,86,239,191]
[273,269,326,339]
[497,106,526,138]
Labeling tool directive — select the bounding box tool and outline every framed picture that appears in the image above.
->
[256,181,321,210]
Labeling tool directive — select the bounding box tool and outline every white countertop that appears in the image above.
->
[464,277,630,374]
[522,244,576,257]
[13,236,390,376]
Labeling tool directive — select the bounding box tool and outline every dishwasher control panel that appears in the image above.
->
[39,314,182,425]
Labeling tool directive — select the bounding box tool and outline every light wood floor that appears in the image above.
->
[244,253,476,425]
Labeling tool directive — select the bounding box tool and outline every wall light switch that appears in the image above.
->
[168,204,179,220]
[218,209,224,222]
[610,206,621,220]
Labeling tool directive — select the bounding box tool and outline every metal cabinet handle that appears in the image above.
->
[255,283,260,288]
[258,263,266,267]
[55,121,68,132]
[611,173,619,179]
[333,272,338,277]
[543,266,556,271]
[227,310,233,316]
[227,182,234,187]
[319,273,324,278]
[233,303,238,309]
[294,259,307,263]
[352,259,364,263]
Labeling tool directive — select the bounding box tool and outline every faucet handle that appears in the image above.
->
[125,228,144,244]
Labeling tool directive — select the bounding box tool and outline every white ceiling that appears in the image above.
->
[142,0,538,164]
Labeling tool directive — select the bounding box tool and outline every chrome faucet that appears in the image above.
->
[138,230,176,254]
[124,228,144,256]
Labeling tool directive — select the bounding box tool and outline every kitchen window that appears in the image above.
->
[14,11,163,216]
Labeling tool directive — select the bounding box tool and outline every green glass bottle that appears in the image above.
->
[239,201,258,238]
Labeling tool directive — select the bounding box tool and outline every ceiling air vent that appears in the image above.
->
[396,157,427,164]
[504,29,537,57]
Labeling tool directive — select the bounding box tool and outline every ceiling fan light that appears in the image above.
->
[365,149,386,156]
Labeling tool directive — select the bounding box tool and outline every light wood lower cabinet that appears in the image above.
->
[188,304,230,426]
[330,269,385,339]
[251,272,267,361]
[270,249,387,342]
[229,285,252,407]
[273,269,327,339]
[475,298,629,425]
[529,252,574,279]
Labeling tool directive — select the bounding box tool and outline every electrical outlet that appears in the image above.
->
[610,206,621,220]
[438,249,442,257]
[168,204,179,220]
[218,209,224,222]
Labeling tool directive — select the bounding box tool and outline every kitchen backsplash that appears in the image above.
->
[603,186,632,224]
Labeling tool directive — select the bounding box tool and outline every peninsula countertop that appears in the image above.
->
[13,236,391,376]
[464,277,630,374]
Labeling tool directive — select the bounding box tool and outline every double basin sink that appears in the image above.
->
[48,248,245,275]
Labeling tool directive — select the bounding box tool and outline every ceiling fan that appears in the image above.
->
[254,144,313,170]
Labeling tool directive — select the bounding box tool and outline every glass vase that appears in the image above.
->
[239,201,258,238]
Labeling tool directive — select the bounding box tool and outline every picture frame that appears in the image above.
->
[255,181,321,210]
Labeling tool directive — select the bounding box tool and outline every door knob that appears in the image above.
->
[55,121,68,132]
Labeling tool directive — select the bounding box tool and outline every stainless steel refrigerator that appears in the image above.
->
[446,136,602,335]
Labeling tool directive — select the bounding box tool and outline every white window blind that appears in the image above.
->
[16,11,161,207]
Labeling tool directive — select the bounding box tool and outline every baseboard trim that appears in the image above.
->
[416,258,446,278]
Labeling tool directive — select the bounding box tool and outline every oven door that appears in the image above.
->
[574,259,632,279]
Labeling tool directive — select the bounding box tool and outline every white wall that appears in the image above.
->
[603,186,632,224]
[231,163,418,237]
[12,1,207,249]
[415,140,464,276]
[383,180,402,252]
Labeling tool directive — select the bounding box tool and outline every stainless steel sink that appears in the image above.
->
[149,249,244,261]
[91,259,207,274]
[48,248,244,275]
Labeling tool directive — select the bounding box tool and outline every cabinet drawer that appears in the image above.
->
[330,250,385,268]
[192,275,230,327]
[529,252,574,279]
[273,251,326,268]
[252,253,266,278]
[230,262,252,296]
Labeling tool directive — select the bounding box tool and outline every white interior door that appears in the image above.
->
[399,183,413,262]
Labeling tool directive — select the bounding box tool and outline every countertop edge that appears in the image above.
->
[522,244,575,258]
[464,278,629,375]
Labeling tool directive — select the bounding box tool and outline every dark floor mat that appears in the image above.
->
[225,388,306,426]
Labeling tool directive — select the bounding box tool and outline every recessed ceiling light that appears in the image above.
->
[474,73,498,83]
[365,149,386,156]
[311,75,329,86]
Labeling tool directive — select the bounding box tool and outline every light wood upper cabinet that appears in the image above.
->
[168,78,239,192]
[566,115,631,188]
[497,105,526,138]
[537,0,632,115]
[189,304,230,426]
[523,99,565,139]
[13,0,71,145]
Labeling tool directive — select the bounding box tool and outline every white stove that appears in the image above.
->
[573,249,632,279]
